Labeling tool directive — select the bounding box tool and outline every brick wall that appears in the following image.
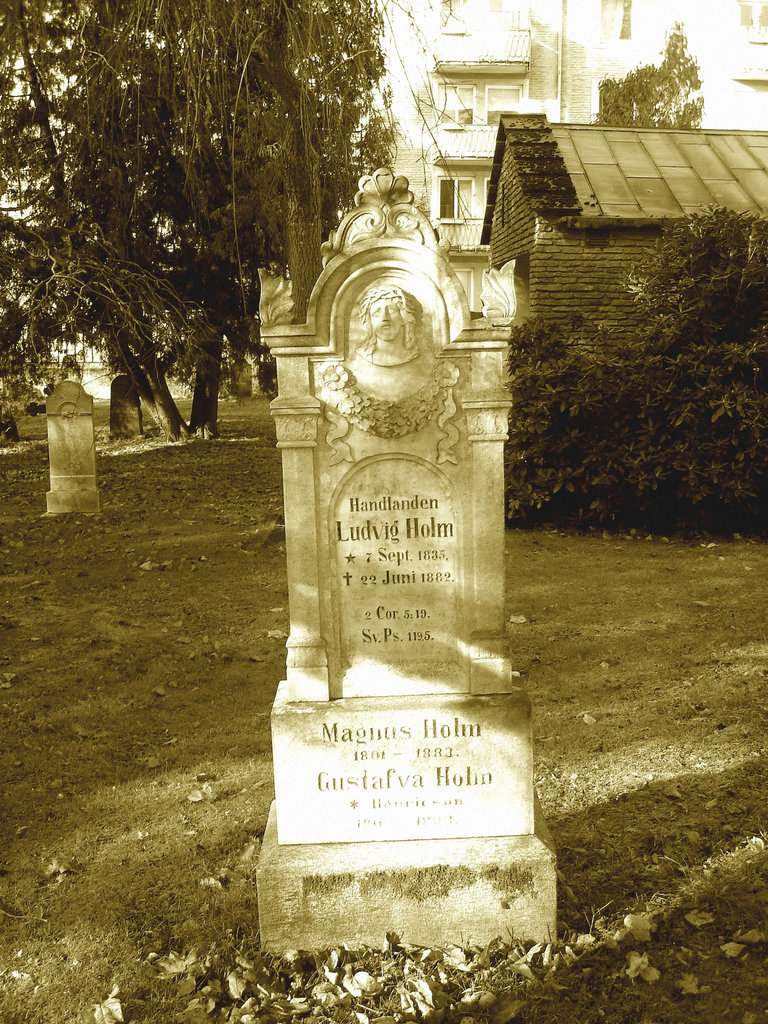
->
[488,145,536,269]
[529,220,662,338]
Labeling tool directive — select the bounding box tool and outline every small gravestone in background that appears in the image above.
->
[255,169,556,951]
[109,374,143,437]
[46,380,101,513]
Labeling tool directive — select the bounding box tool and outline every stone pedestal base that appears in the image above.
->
[256,801,556,951]
[46,488,101,514]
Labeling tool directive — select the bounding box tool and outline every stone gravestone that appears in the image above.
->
[256,169,556,950]
[45,380,101,514]
[109,374,143,437]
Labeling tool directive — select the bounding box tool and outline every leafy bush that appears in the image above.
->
[505,209,768,531]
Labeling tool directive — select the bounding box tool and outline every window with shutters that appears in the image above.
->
[439,178,473,220]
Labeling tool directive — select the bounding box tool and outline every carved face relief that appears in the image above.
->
[370,298,404,347]
[357,285,422,367]
[318,279,461,459]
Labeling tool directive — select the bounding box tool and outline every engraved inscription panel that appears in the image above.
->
[332,458,462,695]
[271,689,534,844]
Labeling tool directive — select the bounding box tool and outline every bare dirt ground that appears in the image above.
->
[1,397,767,1024]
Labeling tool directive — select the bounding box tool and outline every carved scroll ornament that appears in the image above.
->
[466,407,511,441]
[321,168,444,266]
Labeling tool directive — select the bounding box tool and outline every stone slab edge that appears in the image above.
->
[256,799,557,951]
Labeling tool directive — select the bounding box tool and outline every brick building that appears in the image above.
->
[481,113,768,335]
[384,0,768,313]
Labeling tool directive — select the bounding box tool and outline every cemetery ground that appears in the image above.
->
[1,397,767,1024]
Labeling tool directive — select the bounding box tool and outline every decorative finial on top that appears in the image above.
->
[321,167,440,266]
[354,169,414,209]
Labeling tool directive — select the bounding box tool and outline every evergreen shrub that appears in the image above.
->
[505,208,768,531]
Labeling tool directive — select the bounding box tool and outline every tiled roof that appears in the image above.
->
[554,124,768,218]
[433,125,497,162]
[435,28,529,68]
[481,116,768,243]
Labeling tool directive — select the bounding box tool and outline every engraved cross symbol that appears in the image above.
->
[343,572,353,586]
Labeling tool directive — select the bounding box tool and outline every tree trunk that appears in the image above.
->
[284,124,323,321]
[145,360,189,441]
[114,332,189,442]
[189,339,222,438]
[286,204,322,322]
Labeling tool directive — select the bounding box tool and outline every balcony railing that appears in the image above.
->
[435,23,530,69]
[436,219,486,250]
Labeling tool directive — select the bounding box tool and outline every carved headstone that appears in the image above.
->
[256,168,555,950]
[45,380,101,513]
[109,374,143,438]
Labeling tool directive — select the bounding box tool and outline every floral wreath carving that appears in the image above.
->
[319,362,461,464]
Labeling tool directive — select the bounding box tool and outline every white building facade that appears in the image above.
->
[384,0,768,311]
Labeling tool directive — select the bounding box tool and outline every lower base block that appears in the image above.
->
[256,801,557,951]
[46,489,101,513]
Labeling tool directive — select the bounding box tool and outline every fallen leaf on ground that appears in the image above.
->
[625,951,660,982]
[91,987,123,1024]
[186,783,212,802]
[624,913,654,942]
[509,958,536,981]
[43,856,75,878]
[684,909,714,928]
[180,999,208,1024]
[675,973,701,995]
[227,971,247,999]
[344,971,383,997]
[735,928,767,944]
[491,994,526,1023]
[720,942,745,958]
[154,949,199,977]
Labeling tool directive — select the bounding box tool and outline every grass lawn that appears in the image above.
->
[1,396,767,1024]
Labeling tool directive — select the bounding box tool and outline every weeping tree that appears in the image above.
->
[0,0,392,439]
[595,23,704,129]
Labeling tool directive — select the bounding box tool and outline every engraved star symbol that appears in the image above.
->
[350,800,358,809]
[346,552,356,563]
